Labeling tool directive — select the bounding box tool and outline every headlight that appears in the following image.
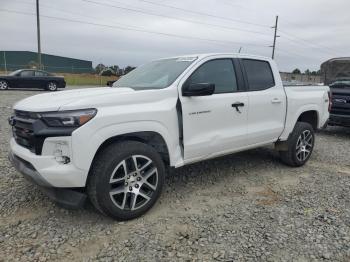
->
[39,109,97,127]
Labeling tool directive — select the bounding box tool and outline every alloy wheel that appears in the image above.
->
[109,155,158,211]
[296,130,313,162]
[0,80,8,90]
[48,82,57,91]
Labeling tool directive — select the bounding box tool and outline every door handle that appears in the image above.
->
[232,102,245,113]
[271,98,282,104]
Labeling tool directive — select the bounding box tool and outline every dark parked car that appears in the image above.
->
[0,69,66,91]
[329,80,350,127]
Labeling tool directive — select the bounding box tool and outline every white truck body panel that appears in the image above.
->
[280,85,330,140]
[10,53,330,188]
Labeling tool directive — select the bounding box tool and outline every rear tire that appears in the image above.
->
[279,122,315,167]
[87,141,165,220]
[46,81,58,91]
[0,80,9,90]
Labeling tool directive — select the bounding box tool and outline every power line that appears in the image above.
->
[0,8,269,49]
[279,30,341,56]
[212,2,343,57]
[276,47,328,61]
[82,0,272,37]
[8,0,340,63]
[16,0,338,56]
[11,0,144,30]
[277,18,344,55]
[138,0,270,28]
[278,32,339,57]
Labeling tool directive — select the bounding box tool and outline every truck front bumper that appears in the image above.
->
[328,114,350,127]
[9,138,88,208]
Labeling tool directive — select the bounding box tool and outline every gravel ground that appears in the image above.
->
[0,87,349,261]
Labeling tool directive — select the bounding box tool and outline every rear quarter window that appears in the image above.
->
[243,59,275,91]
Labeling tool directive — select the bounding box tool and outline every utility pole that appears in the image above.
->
[3,51,7,74]
[271,15,279,59]
[36,0,42,69]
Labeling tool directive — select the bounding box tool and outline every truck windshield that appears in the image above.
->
[113,57,197,90]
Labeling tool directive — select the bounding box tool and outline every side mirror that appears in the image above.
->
[182,83,215,97]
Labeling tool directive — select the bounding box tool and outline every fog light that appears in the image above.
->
[53,144,70,164]
[55,155,71,164]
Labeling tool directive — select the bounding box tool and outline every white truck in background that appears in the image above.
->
[8,53,330,220]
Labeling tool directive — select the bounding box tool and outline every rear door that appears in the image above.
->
[18,70,35,88]
[34,70,49,88]
[179,58,249,162]
[241,59,286,145]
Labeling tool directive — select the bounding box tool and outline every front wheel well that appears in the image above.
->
[92,131,170,168]
[297,110,318,130]
[47,80,58,85]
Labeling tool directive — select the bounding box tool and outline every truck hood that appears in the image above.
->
[13,87,136,112]
[13,86,177,112]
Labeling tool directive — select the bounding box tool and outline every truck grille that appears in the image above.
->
[331,91,350,115]
[12,110,44,154]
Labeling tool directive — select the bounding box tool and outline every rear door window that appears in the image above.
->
[35,71,47,76]
[243,59,275,91]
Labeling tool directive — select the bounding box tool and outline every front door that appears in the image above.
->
[179,58,249,163]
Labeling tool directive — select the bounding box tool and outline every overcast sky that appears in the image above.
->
[0,0,349,71]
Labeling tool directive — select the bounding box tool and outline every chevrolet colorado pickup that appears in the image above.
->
[8,53,330,220]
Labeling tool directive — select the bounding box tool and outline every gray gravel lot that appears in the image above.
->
[0,87,349,261]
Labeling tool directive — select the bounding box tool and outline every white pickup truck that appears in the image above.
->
[8,53,330,220]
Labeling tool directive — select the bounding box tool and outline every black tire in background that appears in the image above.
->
[280,122,315,167]
[87,141,165,220]
[0,80,9,90]
[46,81,58,91]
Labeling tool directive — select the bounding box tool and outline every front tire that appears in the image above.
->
[46,81,58,91]
[0,80,9,90]
[87,141,165,220]
[279,122,315,167]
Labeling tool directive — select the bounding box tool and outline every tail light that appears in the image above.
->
[327,91,332,112]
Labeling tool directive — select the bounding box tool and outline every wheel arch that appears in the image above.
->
[296,110,319,130]
[71,119,182,185]
[92,131,171,167]
[279,105,320,141]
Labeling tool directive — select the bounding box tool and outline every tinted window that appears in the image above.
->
[243,59,275,91]
[20,70,34,77]
[35,71,47,76]
[187,59,237,94]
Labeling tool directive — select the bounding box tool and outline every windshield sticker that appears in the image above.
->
[176,57,197,62]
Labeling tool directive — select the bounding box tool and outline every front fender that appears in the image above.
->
[71,120,182,174]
